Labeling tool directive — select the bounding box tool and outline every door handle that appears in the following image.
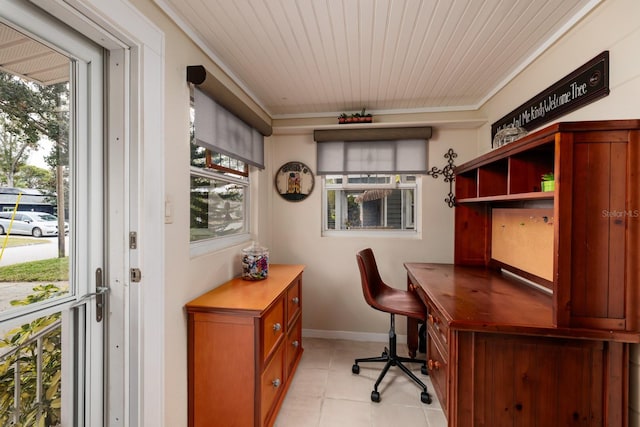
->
[70,268,109,322]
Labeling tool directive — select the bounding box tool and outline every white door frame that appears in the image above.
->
[29,1,166,426]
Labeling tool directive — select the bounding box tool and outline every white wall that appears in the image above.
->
[127,1,273,425]
[265,127,477,338]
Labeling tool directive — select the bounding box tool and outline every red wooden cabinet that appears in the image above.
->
[186,265,304,427]
[409,120,640,426]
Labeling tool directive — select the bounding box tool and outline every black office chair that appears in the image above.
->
[352,248,431,404]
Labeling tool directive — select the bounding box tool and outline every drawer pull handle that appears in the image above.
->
[273,323,282,332]
[272,378,281,388]
[292,296,300,304]
[427,359,441,371]
[292,340,299,348]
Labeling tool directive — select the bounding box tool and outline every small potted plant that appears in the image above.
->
[541,172,555,192]
[338,108,373,124]
[359,107,372,123]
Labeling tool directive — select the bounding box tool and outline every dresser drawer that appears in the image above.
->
[262,298,285,362]
[427,328,448,416]
[260,344,285,427]
[286,277,301,326]
[286,315,302,377]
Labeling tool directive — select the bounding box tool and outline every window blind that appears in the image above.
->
[315,126,431,175]
[194,87,264,169]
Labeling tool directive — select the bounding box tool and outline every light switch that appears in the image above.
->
[165,199,173,224]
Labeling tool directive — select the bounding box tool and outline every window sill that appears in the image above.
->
[321,229,420,238]
[190,233,251,258]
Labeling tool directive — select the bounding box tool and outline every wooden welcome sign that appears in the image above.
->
[491,51,609,142]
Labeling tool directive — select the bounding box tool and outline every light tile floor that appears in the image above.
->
[275,338,447,427]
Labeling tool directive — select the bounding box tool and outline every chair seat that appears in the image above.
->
[373,286,426,321]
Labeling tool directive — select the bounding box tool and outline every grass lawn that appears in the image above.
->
[0,257,69,282]
[0,236,48,248]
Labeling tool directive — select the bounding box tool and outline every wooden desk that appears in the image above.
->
[186,264,304,427]
[406,120,640,426]
[405,262,638,427]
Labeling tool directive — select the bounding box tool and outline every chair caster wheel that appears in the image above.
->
[421,365,428,375]
[371,390,380,402]
[421,391,432,404]
[352,364,360,374]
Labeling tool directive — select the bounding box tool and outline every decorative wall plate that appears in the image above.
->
[275,161,315,202]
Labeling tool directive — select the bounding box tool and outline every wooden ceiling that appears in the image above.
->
[0,21,69,86]
[155,0,599,118]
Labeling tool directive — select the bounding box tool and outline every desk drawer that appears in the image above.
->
[427,328,448,416]
[426,300,448,346]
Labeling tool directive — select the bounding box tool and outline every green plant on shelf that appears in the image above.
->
[338,108,372,124]
[541,172,555,192]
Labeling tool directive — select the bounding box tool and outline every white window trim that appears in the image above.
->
[188,155,252,257]
[190,232,252,257]
[189,165,252,257]
[321,175,422,238]
[322,229,422,238]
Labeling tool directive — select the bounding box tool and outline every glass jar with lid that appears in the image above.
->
[241,242,269,280]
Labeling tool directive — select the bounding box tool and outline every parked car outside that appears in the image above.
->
[0,211,69,237]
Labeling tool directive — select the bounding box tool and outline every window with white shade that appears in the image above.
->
[189,86,265,251]
[315,129,430,236]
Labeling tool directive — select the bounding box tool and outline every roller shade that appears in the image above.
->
[313,126,431,142]
[187,65,272,136]
[314,127,431,175]
[193,87,264,169]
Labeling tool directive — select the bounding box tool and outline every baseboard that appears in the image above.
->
[302,328,409,344]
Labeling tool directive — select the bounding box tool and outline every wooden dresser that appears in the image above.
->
[407,120,640,426]
[186,264,304,427]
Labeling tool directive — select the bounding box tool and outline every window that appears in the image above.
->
[188,81,267,252]
[323,174,418,233]
[189,166,248,242]
[315,129,431,236]
[190,109,249,244]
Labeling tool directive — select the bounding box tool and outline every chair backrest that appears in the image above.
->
[356,248,389,309]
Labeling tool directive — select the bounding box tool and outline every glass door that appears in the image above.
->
[0,3,106,426]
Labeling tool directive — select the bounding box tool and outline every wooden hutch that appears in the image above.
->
[406,119,640,426]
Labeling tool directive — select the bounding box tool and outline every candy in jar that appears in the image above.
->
[241,242,269,280]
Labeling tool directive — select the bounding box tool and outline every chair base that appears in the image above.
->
[352,315,432,404]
